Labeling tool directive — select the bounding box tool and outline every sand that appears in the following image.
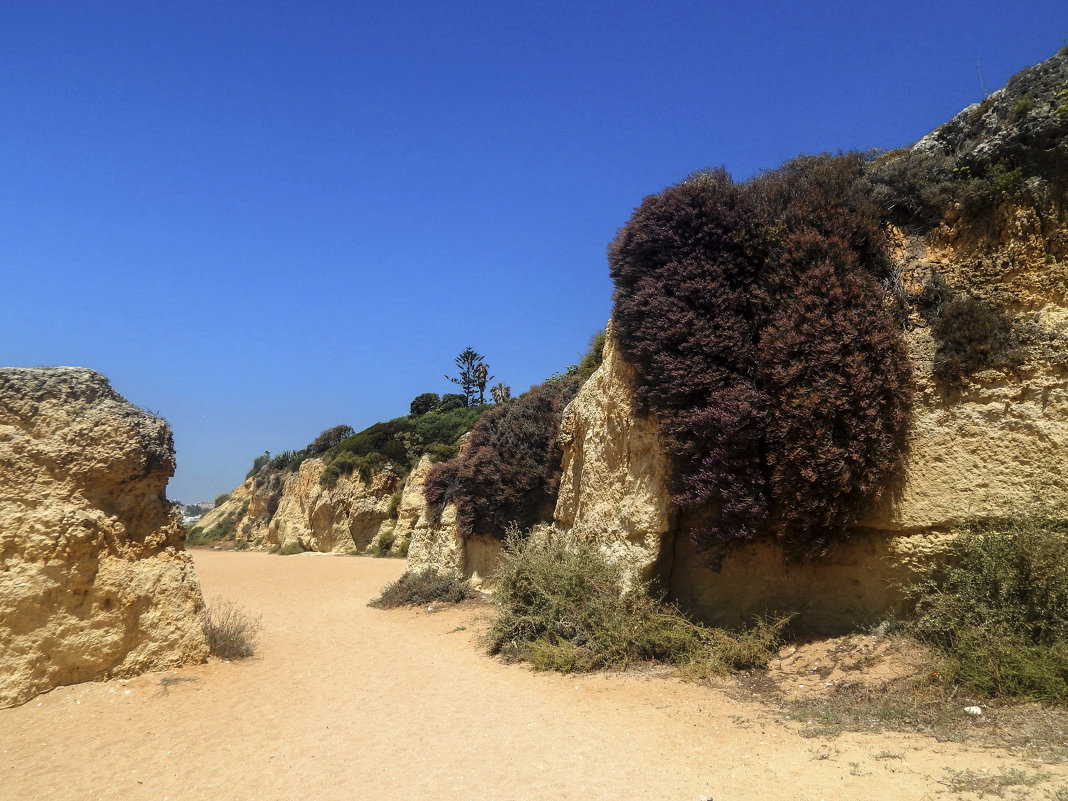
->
[2,550,1066,801]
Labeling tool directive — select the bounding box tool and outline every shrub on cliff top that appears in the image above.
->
[423,378,580,539]
[610,155,912,556]
[320,405,485,488]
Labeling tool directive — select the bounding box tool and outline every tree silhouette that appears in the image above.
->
[446,347,491,406]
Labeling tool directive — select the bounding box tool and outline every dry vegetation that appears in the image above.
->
[202,599,262,659]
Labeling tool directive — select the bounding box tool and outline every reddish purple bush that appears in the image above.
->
[610,155,912,557]
[422,378,580,539]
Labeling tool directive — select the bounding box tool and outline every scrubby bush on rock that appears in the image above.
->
[610,155,913,557]
[423,378,580,539]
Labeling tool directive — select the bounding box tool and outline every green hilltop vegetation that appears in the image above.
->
[240,332,606,493]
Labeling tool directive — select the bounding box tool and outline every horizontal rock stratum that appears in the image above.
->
[0,367,208,708]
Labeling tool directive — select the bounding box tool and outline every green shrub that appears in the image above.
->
[410,393,440,416]
[577,329,607,380]
[186,500,248,546]
[1013,92,1035,120]
[918,272,1024,385]
[488,532,790,673]
[246,452,271,480]
[203,600,261,659]
[278,541,306,555]
[437,393,468,412]
[267,449,306,472]
[306,424,355,455]
[368,569,472,608]
[906,508,1068,704]
[213,493,231,508]
[367,528,398,557]
[320,406,486,487]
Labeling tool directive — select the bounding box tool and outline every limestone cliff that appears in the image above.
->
[406,52,1068,631]
[0,367,208,708]
[553,320,674,580]
[195,456,410,554]
[562,53,1068,631]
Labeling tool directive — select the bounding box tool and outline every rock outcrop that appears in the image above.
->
[553,320,675,580]
[413,54,1068,630]
[197,456,411,555]
[0,367,208,708]
[556,56,1068,631]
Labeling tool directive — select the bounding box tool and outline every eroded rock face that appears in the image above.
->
[200,456,412,554]
[553,320,675,581]
[269,459,400,553]
[0,367,208,708]
[562,201,1068,630]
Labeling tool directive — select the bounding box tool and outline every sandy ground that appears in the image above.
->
[3,551,1067,801]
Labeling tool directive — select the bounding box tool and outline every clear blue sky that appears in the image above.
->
[3,1,1066,502]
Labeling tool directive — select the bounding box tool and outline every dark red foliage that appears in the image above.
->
[423,458,460,524]
[610,156,912,556]
[422,378,580,539]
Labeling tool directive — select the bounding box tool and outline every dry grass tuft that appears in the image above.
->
[203,599,262,659]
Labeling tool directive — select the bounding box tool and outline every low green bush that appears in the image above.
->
[906,508,1068,704]
[320,405,486,487]
[367,528,398,557]
[186,500,248,546]
[487,531,791,673]
[368,569,472,608]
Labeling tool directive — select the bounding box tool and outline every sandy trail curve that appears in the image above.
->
[2,550,1065,801]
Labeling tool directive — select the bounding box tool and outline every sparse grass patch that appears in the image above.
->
[487,531,790,673]
[783,678,967,742]
[159,675,199,690]
[203,600,262,659]
[368,569,472,609]
[941,767,1050,797]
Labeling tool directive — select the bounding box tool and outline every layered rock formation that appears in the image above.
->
[0,368,208,708]
[197,455,410,554]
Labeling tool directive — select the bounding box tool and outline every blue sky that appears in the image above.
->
[3,1,1066,502]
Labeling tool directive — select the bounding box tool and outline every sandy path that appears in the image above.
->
[2,551,1065,801]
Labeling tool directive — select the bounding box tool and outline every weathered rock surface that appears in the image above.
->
[553,320,675,580]
[0,367,207,708]
[198,456,412,555]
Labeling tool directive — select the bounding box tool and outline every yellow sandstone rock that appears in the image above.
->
[0,367,208,708]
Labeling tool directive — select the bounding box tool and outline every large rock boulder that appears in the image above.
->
[0,367,208,708]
